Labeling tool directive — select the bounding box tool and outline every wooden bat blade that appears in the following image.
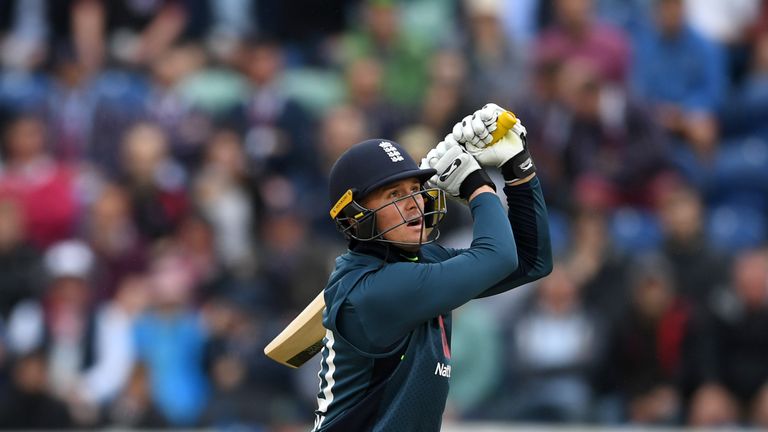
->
[264,291,327,368]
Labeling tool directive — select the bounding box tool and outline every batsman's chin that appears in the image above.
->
[404,225,432,246]
[385,226,431,250]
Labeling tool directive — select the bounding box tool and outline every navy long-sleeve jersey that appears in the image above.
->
[313,178,553,431]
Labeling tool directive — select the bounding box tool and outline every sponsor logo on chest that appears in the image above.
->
[434,361,451,378]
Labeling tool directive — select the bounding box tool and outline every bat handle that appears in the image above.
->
[490,111,517,144]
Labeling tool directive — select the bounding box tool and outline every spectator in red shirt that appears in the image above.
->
[0,115,79,249]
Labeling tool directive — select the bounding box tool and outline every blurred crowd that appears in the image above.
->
[0,0,768,429]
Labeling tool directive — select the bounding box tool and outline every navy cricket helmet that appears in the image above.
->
[328,139,447,244]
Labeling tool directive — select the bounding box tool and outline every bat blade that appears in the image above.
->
[264,291,327,368]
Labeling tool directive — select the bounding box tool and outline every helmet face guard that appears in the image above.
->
[332,186,447,246]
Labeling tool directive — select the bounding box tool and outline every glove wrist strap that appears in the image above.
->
[501,148,536,184]
[459,169,496,200]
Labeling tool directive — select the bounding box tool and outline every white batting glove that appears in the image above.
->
[420,134,492,199]
[452,103,535,184]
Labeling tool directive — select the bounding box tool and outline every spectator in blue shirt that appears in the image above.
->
[631,0,726,159]
[721,28,768,136]
[134,252,209,426]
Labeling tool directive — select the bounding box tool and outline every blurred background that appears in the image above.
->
[0,0,767,430]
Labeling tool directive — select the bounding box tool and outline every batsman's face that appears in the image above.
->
[363,178,428,250]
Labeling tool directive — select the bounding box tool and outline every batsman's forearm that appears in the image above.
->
[476,176,552,298]
[467,186,496,202]
[506,176,552,276]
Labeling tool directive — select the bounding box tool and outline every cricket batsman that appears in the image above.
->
[313,103,553,431]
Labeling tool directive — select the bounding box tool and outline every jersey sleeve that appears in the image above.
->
[347,192,521,348]
[431,177,553,298]
[475,176,553,298]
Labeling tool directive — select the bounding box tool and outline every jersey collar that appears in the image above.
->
[349,240,420,263]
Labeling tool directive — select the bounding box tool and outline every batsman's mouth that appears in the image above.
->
[406,217,423,227]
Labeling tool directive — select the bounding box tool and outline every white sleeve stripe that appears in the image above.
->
[314,329,337,430]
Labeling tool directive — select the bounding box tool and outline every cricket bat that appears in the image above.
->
[491,111,517,142]
[264,290,327,368]
[263,111,518,368]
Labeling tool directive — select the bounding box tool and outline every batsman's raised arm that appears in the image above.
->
[452,103,553,297]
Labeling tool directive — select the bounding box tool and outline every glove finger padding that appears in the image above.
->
[477,103,505,129]
[466,130,524,166]
[422,143,492,199]
[421,138,456,188]
[455,104,537,184]
[453,115,490,147]
[434,140,448,158]
[442,133,461,151]
[469,114,494,145]
[421,148,440,189]
[512,121,527,138]
[454,104,508,149]
[481,103,505,117]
